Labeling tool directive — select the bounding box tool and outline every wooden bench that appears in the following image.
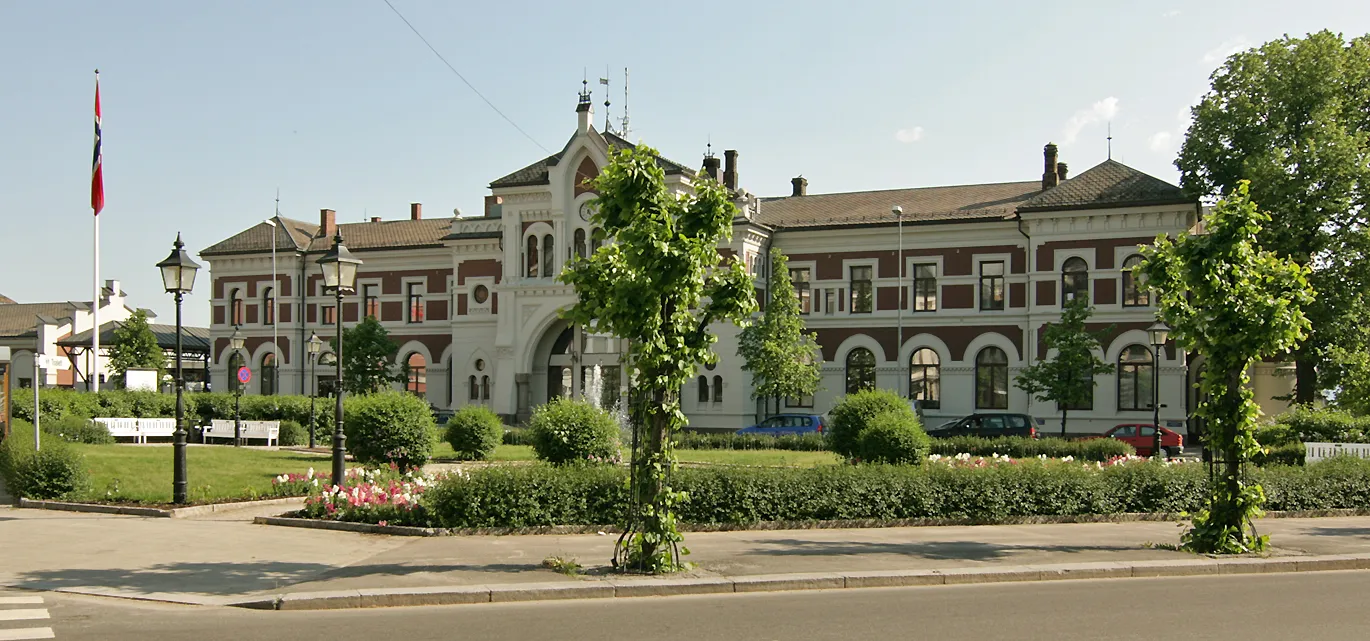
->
[1305,442,1370,463]
[135,418,176,443]
[202,419,280,446]
[92,418,140,442]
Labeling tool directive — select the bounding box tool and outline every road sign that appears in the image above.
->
[237,367,252,384]
[38,355,70,370]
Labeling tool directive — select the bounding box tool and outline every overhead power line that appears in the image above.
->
[381,0,550,154]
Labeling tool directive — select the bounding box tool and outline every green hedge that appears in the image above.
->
[929,436,1135,462]
[1271,405,1370,444]
[673,431,829,451]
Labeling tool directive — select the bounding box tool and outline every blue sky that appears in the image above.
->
[2,0,1368,328]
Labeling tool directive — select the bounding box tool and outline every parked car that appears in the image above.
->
[737,414,826,435]
[1099,423,1183,457]
[925,413,1039,439]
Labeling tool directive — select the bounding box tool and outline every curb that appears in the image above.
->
[254,508,1370,537]
[221,553,1370,611]
[19,496,305,519]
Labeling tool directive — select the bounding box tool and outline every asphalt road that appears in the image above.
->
[42,572,1370,640]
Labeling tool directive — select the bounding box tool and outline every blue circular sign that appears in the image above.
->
[237,366,252,384]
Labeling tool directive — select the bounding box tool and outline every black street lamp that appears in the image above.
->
[307,332,322,449]
[1148,320,1171,459]
[317,231,362,486]
[155,233,200,505]
[229,325,245,447]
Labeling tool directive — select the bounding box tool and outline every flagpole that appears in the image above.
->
[92,69,101,393]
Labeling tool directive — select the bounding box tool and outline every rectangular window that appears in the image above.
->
[322,305,337,325]
[785,395,814,408]
[913,263,937,312]
[849,267,873,313]
[790,268,811,314]
[824,289,836,315]
[979,261,1005,311]
[407,283,425,323]
[363,284,379,319]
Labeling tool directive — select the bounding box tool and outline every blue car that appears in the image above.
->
[737,413,826,435]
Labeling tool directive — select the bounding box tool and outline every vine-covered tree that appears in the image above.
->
[331,316,403,395]
[561,145,755,573]
[109,309,164,387]
[1140,181,1313,554]
[737,248,822,419]
[1176,31,1370,403]
[1014,296,1114,436]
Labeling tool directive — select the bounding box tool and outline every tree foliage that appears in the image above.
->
[1014,297,1114,436]
[331,316,403,395]
[737,248,821,415]
[108,309,164,387]
[1139,181,1314,554]
[1176,30,1370,403]
[560,144,755,572]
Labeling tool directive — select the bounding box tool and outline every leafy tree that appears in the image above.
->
[1176,31,1370,403]
[737,248,822,419]
[561,144,755,573]
[330,316,403,395]
[1139,181,1313,554]
[1328,346,1370,416]
[108,309,164,387]
[1014,296,1113,436]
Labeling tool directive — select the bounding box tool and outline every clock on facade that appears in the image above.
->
[579,202,594,222]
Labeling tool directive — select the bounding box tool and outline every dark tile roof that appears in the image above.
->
[1019,160,1191,212]
[758,181,1042,229]
[488,129,693,189]
[0,302,82,338]
[201,215,454,257]
[58,322,212,353]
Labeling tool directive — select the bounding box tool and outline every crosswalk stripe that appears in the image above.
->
[0,610,48,622]
[0,598,43,606]
[0,629,55,641]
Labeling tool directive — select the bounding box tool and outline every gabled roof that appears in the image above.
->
[0,294,15,305]
[488,128,694,189]
[1019,159,1191,212]
[0,302,83,338]
[757,181,1041,229]
[201,215,454,257]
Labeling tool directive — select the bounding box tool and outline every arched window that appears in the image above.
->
[261,287,275,325]
[845,347,876,394]
[1118,344,1155,411]
[543,234,555,277]
[1061,257,1089,303]
[574,228,587,259]
[480,375,490,400]
[909,348,940,409]
[1122,255,1148,307]
[975,346,1009,409]
[260,353,277,395]
[445,357,453,406]
[406,353,427,395]
[469,375,479,400]
[590,227,602,253]
[698,375,710,403]
[526,235,539,278]
[712,375,724,403]
[227,350,245,393]
[230,289,244,326]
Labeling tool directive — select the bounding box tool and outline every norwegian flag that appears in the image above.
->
[91,74,104,215]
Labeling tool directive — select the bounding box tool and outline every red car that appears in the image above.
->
[1103,424,1184,458]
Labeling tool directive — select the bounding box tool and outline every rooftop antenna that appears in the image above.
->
[274,187,280,218]
[599,67,612,133]
[1107,122,1113,160]
[621,67,631,138]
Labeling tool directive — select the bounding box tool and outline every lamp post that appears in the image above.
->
[1148,320,1171,459]
[307,332,322,449]
[229,325,245,447]
[156,233,200,505]
[317,231,362,486]
[892,204,904,400]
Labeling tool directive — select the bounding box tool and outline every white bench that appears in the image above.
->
[136,418,176,443]
[203,419,280,446]
[1305,442,1370,463]
[92,418,140,442]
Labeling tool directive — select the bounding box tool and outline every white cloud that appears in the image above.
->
[1148,131,1174,152]
[1202,37,1252,65]
[1061,97,1119,145]
[894,126,924,143]
[1161,9,1181,18]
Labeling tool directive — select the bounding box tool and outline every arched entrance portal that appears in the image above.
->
[535,324,625,409]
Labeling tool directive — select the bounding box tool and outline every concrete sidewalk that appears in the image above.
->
[4,505,1370,608]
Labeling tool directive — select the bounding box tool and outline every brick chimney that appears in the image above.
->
[1042,143,1060,191]
[484,195,503,218]
[371,216,382,223]
[791,176,808,197]
[320,208,336,237]
[723,150,739,190]
[701,154,721,181]
[1056,162,1069,182]
[410,202,422,220]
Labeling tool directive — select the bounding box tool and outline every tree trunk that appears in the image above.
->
[1295,357,1317,405]
[1060,408,1068,438]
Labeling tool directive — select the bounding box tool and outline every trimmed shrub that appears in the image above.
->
[828,389,917,459]
[857,412,931,464]
[503,428,536,446]
[528,398,620,465]
[0,423,90,500]
[42,415,114,445]
[343,391,435,470]
[1255,442,1306,466]
[1273,405,1370,444]
[929,435,1134,462]
[277,420,308,447]
[445,406,504,460]
[424,464,627,528]
[674,431,829,452]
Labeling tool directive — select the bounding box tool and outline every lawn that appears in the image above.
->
[73,444,343,505]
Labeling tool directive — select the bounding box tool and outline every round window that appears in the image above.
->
[473,285,489,304]
[704,360,717,371]
[475,359,485,372]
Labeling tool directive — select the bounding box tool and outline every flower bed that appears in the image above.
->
[295,465,449,526]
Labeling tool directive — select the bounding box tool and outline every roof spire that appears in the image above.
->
[600,66,612,133]
[274,187,280,218]
[578,70,591,108]
[1107,122,1113,160]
